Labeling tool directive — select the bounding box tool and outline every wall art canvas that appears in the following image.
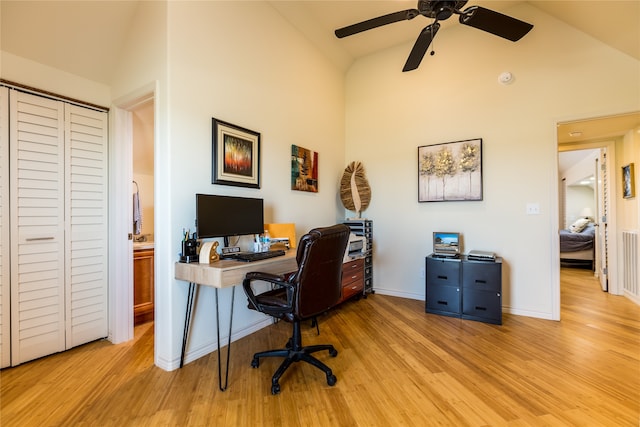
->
[622,163,635,199]
[291,145,318,192]
[418,138,483,202]
[212,118,260,188]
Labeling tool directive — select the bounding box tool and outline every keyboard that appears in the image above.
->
[224,250,286,262]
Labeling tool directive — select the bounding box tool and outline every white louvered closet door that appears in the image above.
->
[10,91,66,365]
[65,105,108,347]
[0,87,10,368]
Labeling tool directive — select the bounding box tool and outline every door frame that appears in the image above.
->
[110,83,156,344]
[555,137,620,316]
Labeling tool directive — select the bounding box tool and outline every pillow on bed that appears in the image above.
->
[569,218,590,233]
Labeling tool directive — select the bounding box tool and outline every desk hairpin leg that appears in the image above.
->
[180,283,236,392]
[180,282,197,368]
[215,287,235,391]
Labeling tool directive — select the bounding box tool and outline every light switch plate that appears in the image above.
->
[526,203,540,215]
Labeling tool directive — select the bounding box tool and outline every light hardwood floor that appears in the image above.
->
[1,268,639,426]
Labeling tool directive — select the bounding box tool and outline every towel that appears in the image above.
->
[133,191,142,235]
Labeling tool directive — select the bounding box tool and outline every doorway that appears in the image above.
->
[556,111,640,302]
[132,100,155,325]
[558,148,606,291]
[110,84,157,346]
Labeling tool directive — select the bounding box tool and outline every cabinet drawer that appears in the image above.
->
[462,261,501,292]
[462,288,501,323]
[343,268,364,286]
[426,284,460,315]
[342,259,364,280]
[342,279,363,300]
[426,257,460,287]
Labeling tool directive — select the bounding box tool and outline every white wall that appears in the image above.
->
[616,127,640,297]
[1,52,111,107]
[164,1,346,368]
[565,185,594,226]
[562,151,597,226]
[344,4,640,319]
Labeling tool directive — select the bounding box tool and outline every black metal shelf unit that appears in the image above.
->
[343,219,373,296]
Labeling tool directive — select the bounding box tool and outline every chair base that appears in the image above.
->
[251,321,338,394]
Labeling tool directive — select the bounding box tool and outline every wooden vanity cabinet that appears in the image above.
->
[134,248,154,325]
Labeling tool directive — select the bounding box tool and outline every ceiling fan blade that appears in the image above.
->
[335,9,419,38]
[403,23,440,72]
[459,6,533,41]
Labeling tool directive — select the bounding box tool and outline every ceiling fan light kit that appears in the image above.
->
[335,1,534,72]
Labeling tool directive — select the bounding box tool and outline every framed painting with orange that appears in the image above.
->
[212,118,260,188]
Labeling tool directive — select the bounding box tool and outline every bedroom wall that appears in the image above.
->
[0,52,111,106]
[615,127,640,294]
[562,150,598,227]
[565,186,594,227]
[344,3,640,319]
[160,1,345,368]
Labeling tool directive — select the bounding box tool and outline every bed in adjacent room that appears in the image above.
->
[560,218,595,269]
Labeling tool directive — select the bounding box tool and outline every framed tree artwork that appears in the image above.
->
[418,138,483,202]
[212,118,260,188]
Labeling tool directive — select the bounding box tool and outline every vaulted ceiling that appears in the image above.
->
[2,1,638,85]
[2,1,638,143]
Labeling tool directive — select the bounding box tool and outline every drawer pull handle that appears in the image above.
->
[437,275,447,280]
[475,306,487,311]
[351,275,357,279]
[437,300,448,306]
[26,237,55,241]
[475,280,487,284]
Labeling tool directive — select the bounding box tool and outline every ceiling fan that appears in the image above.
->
[334,1,533,72]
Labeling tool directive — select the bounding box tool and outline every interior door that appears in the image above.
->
[597,148,608,291]
[10,90,66,365]
[64,104,109,347]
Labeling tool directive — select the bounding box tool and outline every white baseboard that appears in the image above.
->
[159,317,273,371]
[372,287,424,301]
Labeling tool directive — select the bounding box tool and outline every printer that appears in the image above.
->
[344,233,366,262]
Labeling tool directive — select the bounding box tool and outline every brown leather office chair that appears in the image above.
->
[242,224,350,394]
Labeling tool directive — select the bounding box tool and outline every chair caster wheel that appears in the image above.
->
[329,348,338,357]
[327,374,337,386]
[271,383,281,395]
[251,358,259,368]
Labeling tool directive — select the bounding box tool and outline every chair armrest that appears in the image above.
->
[243,272,295,315]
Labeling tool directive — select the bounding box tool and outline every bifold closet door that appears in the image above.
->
[10,90,66,365]
[64,104,108,348]
[0,87,10,368]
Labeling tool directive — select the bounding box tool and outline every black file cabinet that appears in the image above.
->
[426,255,502,325]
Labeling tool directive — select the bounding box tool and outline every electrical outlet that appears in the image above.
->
[526,203,540,215]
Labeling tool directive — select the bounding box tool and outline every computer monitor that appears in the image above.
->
[195,194,264,239]
[433,232,460,257]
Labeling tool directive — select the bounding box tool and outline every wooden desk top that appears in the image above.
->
[174,250,297,288]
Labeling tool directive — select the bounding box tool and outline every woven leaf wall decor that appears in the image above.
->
[340,161,371,216]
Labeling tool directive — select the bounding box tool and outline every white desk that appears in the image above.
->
[174,251,297,390]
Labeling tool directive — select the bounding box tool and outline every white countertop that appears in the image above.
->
[134,242,155,250]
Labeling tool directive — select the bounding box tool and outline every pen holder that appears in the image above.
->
[180,238,199,263]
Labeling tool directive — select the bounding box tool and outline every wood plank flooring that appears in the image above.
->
[2,268,639,426]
